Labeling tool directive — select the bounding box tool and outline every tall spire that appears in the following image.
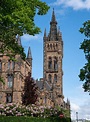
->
[50,8,57,25]
[27,47,32,59]
[51,8,56,23]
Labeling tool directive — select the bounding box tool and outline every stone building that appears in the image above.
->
[0,36,32,103]
[35,9,70,108]
[0,9,70,109]
[35,9,64,107]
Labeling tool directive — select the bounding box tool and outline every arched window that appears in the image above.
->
[53,44,55,49]
[50,44,52,49]
[54,74,57,82]
[48,74,52,83]
[56,43,58,49]
[7,74,13,88]
[8,60,11,69]
[6,93,12,103]
[48,57,52,69]
[54,57,58,71]
[47,44,49,49]
[0,60,2,71]
[8,60,15,70]
[12,61,15,70]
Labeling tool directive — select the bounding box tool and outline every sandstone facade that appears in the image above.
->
[0,10,70,109]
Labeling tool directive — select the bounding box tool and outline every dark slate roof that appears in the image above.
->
[44,80,51,91]
[36,80,44,90]
[36,78,51,91]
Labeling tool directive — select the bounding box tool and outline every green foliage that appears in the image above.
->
[79,20,90,94]
[0,116,71,122]
[0,0,49,58]
[79,20,90,38]
[55,106,70,118]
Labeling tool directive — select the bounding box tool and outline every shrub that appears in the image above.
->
[0,116,71,122]
[0,103,70,119]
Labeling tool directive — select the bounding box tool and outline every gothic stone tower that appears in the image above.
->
[43,9,64,106]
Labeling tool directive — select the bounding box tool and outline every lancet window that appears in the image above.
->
[7,74,13,88]
[48,74,52,83]
[48,57,52,69]
[6,93,12,103]
[54,57,58,71]
[54,74,57,82]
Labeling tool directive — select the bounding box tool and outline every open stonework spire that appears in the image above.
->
[43,9,62,42]
[49,9,58,41]
[51,8,57,23]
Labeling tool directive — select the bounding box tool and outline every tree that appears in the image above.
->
[79,20,90,94]
[0,0,49,59]
[22,72,38,105]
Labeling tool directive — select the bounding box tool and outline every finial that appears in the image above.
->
[44,28,46,37]
[58,26,61,36]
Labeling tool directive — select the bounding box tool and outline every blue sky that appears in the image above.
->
[21,0,90,120]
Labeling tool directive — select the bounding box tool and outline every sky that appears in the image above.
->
[21,0,90,120]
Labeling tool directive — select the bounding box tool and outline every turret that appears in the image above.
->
[67,98,70,105]
[17,35,22,46]
[44,28,46,37]
[43,28,47,41]
[27,47,32,65]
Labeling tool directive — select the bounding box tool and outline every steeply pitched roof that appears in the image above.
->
[36,78,51,91]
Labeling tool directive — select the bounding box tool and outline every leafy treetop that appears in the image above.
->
[0,0,49,59]
[79,20,90,94]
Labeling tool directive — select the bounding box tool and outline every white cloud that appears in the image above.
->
[71,99,90,120]
[71,103,80,111]
[55,9,66,15]
[79,100,90,120]
[50,0,90,10]
[71,102,80,120]
[21,34,42,42]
